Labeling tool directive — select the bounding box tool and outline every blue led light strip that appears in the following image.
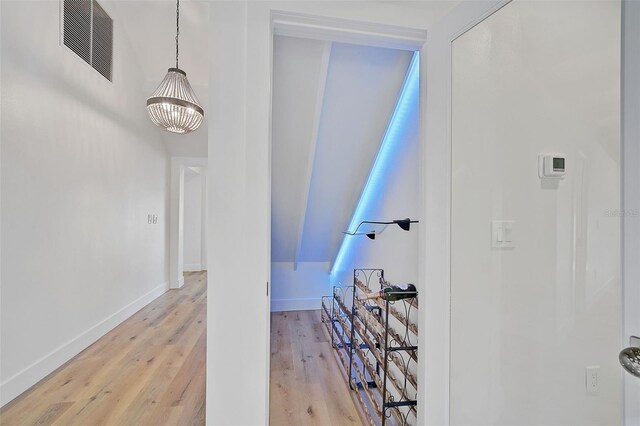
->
[331,51,420,277]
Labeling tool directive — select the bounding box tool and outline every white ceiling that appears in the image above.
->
[271,35,413,265]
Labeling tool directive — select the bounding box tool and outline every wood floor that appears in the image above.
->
[269,310,362,426]
[0,272,206,426]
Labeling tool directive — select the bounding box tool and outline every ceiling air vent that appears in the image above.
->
[63,0,113,81]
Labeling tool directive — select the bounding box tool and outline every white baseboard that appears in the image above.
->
[172,276,185,289]
[184,264,202,272]
[270,297,322,312]
[0,282,169,407]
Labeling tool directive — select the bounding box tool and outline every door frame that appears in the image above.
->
[170,156,207,289]
[270,10,431,424]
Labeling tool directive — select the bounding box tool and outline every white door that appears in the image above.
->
[450,1,624,424]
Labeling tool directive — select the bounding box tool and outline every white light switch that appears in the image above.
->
[148,214,153,224]
[153,215,158,224]
[492,221,515,248]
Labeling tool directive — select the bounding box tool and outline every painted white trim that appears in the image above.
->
[0,282,169,407]
[184,264,202,272]
[421,1,509,424]
[176,276,185,289]
[272,11,427,51]
[170,157,207,290]
[270,297,323,312]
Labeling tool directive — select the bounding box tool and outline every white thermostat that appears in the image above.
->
[539,154,566,179]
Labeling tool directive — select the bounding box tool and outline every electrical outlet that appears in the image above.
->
[585,366,600,394]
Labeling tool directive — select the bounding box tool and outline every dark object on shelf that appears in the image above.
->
[321,269,418,426]
[360,284,417,301]
[343,218,419,239]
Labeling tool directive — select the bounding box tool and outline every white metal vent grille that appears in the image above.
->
[62,0,113,81]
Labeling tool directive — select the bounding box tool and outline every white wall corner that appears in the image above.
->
[176,276,185,289]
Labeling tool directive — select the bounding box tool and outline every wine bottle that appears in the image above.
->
[360,284,417,301]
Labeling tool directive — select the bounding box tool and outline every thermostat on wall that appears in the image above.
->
[539,154,566,179]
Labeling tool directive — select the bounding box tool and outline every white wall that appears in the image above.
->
[271,262,330,312]
[183,168,205,272]
[622,0,640,423]
[450,1,621,424]
[0,0,169,406]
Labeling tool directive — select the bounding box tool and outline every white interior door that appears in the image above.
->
[450,1,623,424]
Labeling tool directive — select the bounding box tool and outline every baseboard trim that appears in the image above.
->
[270,297,322,312]
[0,282,169,407]
[183,264,202,272]
[172,276,185,289]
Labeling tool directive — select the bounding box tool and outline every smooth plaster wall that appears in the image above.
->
[183,169,204,271]
[450,1,621,424]
[0,0,170,405]
[270,262,330,312]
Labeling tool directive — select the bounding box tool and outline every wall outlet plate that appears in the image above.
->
[585,366,600,394]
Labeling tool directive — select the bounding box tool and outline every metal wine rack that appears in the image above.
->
[321,269,418,426]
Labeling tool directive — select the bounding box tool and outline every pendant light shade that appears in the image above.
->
[146,0,204,134]
[147,68,204,134]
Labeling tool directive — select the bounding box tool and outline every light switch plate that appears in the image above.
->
[153,215,158,224]
[148,214,153,224]
[491,221,515,248]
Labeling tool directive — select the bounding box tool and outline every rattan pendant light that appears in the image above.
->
[146,0,204,134]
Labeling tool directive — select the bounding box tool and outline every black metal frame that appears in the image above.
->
[321,269,418,426]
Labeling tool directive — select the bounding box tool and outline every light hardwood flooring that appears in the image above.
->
[269,310,362,426]
[0,271,206,426]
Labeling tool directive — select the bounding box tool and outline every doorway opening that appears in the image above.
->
[269,24,423,425]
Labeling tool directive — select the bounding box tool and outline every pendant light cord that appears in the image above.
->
[175,0,180,69]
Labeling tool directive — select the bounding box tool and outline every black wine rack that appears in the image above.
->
[321,269,418,426]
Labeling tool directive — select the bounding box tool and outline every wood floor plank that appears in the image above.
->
[32,402,74,426]
[269,309,362,426]
[0,272,207,426]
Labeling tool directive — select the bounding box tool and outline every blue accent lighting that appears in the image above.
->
[331,51,420,277]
